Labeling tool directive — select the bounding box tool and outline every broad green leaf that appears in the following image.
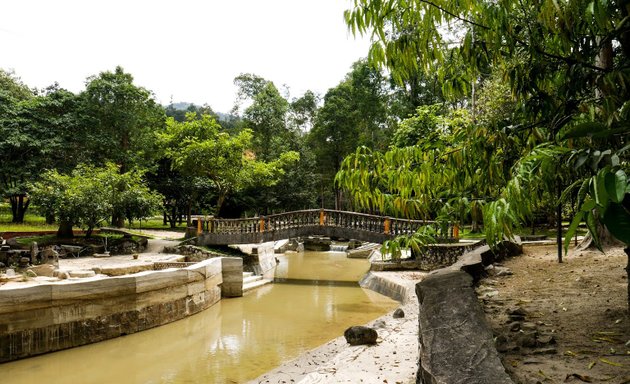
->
[581,199,596,212]
[585,211,603,252]
[604,170,627,203]
[601,203,630,245]
[559,122,607,140]
[564,211,583,255]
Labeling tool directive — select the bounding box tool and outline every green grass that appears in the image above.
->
[126,217,187,231]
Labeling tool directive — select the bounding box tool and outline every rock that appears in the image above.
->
[509,321,521,332]
[30,242,39,261]
[416,269,513,383]
[29,264,55,277]
[344,326,378,345]
[531,347,557,355]
[54,270,69,280]
[6,268,15,277]
[507,307,527,321]
[18,257,30,268]
[25,270,37,277]
[68,270,96,278]
[517,332,538,348]
[494,266,513,276]
[476,285,500,298]
[521,322,537,331]
[393,308,405,318]
[537,335,556,345]
[41,247,59,266]
[373,320,387,329]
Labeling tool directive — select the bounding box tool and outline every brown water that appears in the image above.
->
[0,251,397,383]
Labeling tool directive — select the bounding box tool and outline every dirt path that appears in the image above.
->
[481,244,630,384]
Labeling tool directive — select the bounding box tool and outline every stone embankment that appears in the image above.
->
[0,256,243,363]
[252,241,519,384]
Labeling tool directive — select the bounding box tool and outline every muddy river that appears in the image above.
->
[0,250,397,383]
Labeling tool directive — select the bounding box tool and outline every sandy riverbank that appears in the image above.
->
[249,271,426,384]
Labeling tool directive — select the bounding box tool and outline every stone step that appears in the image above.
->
[243,275,263,285]
[243,272,254,278]
[243,278,273,293]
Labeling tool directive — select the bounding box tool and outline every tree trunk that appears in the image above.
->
[45,213,55,225]
[111,212,125,228]
[186,201,192,226]
[57,220,74,238]
[625,247,630,314]
[85,226,94,238]
[9,194,30,223]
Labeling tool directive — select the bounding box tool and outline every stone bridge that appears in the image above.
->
[193,209,454,246]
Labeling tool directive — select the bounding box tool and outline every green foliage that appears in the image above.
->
[160,114,299,216]
[29,163,162,237]
[80,66,165,171]
[391,104,444,148]
[381,225,437,260]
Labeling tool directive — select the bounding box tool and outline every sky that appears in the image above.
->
[1,0,372,113]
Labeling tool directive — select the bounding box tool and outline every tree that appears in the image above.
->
[160,114,299,216]
[79,66,165,226]
[307,60,394,209]
[288,90,319,133]
[343,0,630,305]
[0,73,84,223]
[80,66,165,172]
[30,163,161,238]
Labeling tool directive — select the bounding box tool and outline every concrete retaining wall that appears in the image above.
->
[0,257,241,363]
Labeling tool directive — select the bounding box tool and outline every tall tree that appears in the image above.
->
[80,66,165,172]
[0,73,83,223]
[308,60,392,209]
[160,114,299,216]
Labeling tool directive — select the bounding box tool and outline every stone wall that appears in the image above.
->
[0,257,227,363]
[241,244,277,279]
[370,240,484,272]
[414,241,521,384]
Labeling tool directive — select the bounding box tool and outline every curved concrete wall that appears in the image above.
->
[0,257,234,363]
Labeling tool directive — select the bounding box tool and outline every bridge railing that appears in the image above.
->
[203,209,453,238]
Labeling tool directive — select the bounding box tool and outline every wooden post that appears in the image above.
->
[259,217,266,232]
[319,210,325,226]
[384,218,391,234]
[453,223,459,239]
[196,218,202,236]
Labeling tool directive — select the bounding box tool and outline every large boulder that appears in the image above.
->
[416,269,513,384]
[343,326,378,346]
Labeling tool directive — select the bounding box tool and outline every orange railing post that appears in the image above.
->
[196,217,202,236]
[384,218,391,234]
[259,217,266,232]
[319,209,325,226]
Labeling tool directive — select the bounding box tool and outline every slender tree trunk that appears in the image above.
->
[625,247,630,314]
[85,226,94,238]
[57,220,74,238]
[187,201,192,226]
[556,182,563,263]
[45,213,55,225]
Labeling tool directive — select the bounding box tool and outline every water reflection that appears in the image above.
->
[0,250,397,383]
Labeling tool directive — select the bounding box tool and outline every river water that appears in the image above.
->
[0,250,397,383]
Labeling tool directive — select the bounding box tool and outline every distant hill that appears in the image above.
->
[165,102,235,122]
[169,102,194,111]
